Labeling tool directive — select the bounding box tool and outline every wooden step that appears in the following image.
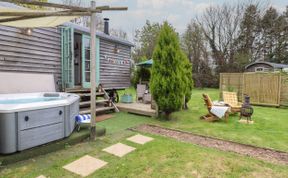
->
[80,99,109,107]
[79,106,115,115]
[65,88,90,93]
[77,92,105,97]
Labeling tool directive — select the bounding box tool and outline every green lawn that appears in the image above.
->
[119,87,288,152]
[1,88,288,177]
[1,130,287,178]
[154,88,288,152]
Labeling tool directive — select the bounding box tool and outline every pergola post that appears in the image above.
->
[90,0,97,140]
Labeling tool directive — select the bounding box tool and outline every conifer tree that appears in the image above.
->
[150,22,186,118]
[182,53,193,110]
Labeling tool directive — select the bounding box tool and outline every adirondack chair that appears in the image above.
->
[201,94,229,122]
[222,91,242,113]
[136,84,146,102]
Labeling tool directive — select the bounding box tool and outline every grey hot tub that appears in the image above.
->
[0,92,79,154]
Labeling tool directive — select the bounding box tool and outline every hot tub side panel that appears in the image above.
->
[17,107,65,151]
[0,113,17,154]
[64,99,79,137]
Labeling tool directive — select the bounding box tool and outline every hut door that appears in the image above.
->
[61,27,74,89]
[82,35,100,88]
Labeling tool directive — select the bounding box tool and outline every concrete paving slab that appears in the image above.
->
[35,175,46,178]
[127,134,154,145]
[63,155,107,177]
[102,143,136,157]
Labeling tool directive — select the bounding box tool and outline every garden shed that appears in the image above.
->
[245,61,288,72]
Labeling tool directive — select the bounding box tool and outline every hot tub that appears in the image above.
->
[0,92,80,154]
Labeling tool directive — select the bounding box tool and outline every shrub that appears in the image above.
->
[131,67,151,88]
[150,22,186,119]
[182,54,193,109]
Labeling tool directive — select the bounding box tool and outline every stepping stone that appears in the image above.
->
[36,176,46,178]
[63,155,107,177]
[102,143,136,157]
[239,119,254,124]
[127,134,154,145]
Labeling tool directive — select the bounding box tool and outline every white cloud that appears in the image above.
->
[72,0,285,42]
[272,4,286,13]
[137,0,179,9]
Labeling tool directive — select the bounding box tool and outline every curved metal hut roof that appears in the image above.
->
[245,61,288,69]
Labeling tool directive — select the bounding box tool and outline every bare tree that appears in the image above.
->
[182,20,215,87]
[197,3,245,72]
[110,28,128,40]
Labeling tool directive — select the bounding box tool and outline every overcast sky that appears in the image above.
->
[50,0,287,40]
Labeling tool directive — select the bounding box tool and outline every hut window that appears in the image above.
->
[255,67,267,72]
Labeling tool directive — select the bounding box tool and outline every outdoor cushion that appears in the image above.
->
[223,91,242,107]
[210,106,229,118]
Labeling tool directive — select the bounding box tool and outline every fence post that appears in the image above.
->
[219,73,223,100]
[278,73,282,106]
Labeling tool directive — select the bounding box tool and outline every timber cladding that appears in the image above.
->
[0,25,61,90]
[0,24,133,91]
[99,39,131,89]
[220,73,288,107]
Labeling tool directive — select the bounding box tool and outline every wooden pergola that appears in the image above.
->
[0,0,128,140]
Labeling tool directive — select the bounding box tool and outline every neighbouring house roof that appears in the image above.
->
[64,22,134,47]
[245,61,288,69]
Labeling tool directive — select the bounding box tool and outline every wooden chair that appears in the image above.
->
[222,91,242,113]
[136,84,146,102]
[201,94,229,122]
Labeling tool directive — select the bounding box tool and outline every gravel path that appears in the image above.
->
[131,124,288,165]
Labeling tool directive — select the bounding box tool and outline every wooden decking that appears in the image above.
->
[116,103,157,117]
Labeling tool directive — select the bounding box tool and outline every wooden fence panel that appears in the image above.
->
[280,74,288,106]
[243,73,281,106]
[220,72,286,107]
[219,73,243,101]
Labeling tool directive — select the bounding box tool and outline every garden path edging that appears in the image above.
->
[130,124,288,165]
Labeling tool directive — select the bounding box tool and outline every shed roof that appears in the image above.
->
[64,22,134,47]
[245,61,288,69]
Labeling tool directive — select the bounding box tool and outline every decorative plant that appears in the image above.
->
[150,22,186,119]
[182,54,193,109]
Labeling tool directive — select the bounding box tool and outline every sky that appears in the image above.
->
[50,0,287,40]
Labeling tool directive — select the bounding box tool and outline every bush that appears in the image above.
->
[150,22,187,119]
[182,54,193,109]
[131,67,151,88]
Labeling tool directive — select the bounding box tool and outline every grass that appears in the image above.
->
[97,112,153,134]
[155,88,288,152]
[121,87,288,152]
[1,130,287,178]
[0,126,105,166]
[1,87,287,177]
